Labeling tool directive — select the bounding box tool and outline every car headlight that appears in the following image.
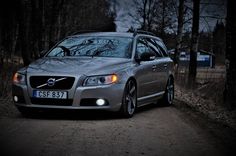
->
[13,73,26,85]
[83,74,118,86]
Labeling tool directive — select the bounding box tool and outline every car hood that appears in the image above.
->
[27,57,132,76]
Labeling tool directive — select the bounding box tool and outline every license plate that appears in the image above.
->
[33,90,67,99]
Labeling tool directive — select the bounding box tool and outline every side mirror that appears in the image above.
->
[39,50,47,58]
[136,52,156,63]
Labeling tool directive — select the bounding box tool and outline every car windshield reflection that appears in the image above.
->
[47,36,133,58]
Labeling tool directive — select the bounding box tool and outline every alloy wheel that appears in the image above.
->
[166,78,174,105]
[121,80,137,117]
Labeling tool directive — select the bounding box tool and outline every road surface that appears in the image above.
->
[0,102,234,156]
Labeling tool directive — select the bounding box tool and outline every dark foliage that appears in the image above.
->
[0,0,116,66]
[213,21,226,64]
[225,0,236,109]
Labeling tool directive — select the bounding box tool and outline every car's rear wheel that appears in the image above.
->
[120,80,137,118]
[163,77,174,106]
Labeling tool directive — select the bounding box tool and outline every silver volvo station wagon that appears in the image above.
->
[12,31,174,118]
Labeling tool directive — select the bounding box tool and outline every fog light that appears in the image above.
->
[13,96,18,102]
[96,99,105,106]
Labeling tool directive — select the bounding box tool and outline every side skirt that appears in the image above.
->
[137,91,165,107]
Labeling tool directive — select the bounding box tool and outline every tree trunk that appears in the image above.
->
[174,0,184,69]
[147,0,152,31]
[188,0,200,87]
[225,0,236,109]
[19,0,32,66]
[142,0,148,30]
[48,0,65,48]
[161,0,166,38]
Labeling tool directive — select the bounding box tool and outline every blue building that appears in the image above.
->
[178,50,215,68]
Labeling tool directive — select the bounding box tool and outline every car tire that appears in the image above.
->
[120,80,137,118]
[162,77,174,106]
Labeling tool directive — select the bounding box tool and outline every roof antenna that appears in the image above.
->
[133,28,137,37]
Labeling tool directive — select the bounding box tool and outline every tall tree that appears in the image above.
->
[0,0,115,66]
[188,0,200,86]
[174,0,185,68]
[0,0,20,58]
[18,0,32,66]
[154,0,176,39]
[225,0,236,109]
[132,0,155,31]
[213,20,226,64]
[142,0,148,30]
[160,0,166,37]
[131,0,176,39]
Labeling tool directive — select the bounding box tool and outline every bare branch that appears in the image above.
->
[200,15,225,20]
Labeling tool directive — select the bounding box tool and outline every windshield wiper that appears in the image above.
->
[91,49,108,58]
[57,46,71,56]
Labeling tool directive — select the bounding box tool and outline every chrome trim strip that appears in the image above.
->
[137,91,165,101]
[36,77,67,89]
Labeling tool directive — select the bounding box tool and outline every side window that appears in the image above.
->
[155,40,168,57]
[136,38,149,58]
[48,47,65,57]
[146,38,163,57]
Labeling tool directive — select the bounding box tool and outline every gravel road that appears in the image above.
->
[0,102,234,156]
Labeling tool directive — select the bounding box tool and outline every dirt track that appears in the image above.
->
[0,101,235,156]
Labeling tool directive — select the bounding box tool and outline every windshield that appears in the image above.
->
[47,36,133,58]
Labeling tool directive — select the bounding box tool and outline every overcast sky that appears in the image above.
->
[111,0,227,33]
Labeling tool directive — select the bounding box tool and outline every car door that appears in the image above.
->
[135,37,159,99]
[154,39,170,90]
[146,38,167,93]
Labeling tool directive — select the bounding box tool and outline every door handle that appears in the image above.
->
[152,65,157,71]
[163,64,168,68]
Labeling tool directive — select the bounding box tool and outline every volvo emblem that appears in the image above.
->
[47,78,56,87]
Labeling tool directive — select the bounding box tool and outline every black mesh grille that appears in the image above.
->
[30,76,75,89]
[80,98,109,106]
[30,98,73,106]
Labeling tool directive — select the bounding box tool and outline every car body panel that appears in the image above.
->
[12,32,174,112]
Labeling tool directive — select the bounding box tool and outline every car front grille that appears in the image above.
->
[30,76,75,89]
[30,98,73,106]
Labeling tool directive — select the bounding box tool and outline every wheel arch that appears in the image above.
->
[126,76,137,93]
[169,74,174,83]
[127,77,137,86]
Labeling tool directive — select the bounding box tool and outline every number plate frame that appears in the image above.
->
[33,90,68,99]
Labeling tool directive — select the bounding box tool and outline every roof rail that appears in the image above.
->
[70,30,98,35]
[128,29,156,37]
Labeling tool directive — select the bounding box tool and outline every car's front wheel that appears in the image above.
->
[120,80,137,118]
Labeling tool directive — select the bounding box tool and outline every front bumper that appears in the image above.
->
[12,83,125,112]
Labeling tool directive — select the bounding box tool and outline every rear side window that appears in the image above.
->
[136,37,169,58]
[136,38,149,58]
[155,40,168,57]
[137,37,165,58]
[146,38,163,57]
[136,38,157,58]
